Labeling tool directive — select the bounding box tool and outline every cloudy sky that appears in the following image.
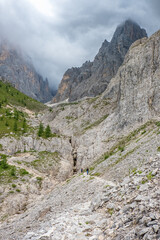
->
[0,0,159,89]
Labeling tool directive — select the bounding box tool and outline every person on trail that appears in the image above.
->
[81,168,83,173]
[86,168,89,175]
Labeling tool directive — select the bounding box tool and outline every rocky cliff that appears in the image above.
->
[0,41,53,102]
[53,20,147,102]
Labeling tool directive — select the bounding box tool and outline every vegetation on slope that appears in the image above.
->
[0,79,47,137]
[0,80,46,112]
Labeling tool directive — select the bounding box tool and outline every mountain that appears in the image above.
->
[53,20,147,102]
[0,41,53,103]
[0,28,160,240]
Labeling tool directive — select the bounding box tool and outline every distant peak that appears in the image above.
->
[111,19,147,44]
[123,19,139,27]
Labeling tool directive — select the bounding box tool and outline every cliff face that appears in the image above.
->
[53,20,147,102]
[0,41,53,102]
[45,29,160,172]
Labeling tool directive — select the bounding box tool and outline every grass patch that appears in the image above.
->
[146,171,153,180]
[83,114,109,132]
[9,190,14,194]
[155,121,160,127]
[92,172,101,176]
[87,176,95,181]
[65,116,75,120]
[141,179,148,184]
[108,209,114,215]
[0,155,21,183]
[19,168,29,176]
[30,151,60,172]
[0,107,30,137]
[87,96,99,104]
[12,183,16,188]
[16,189,21,192]
[157,146,160,152]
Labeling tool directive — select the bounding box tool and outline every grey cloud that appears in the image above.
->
[0,0,159,89]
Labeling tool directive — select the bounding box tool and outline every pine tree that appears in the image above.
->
[22,118,27,133]
[13,121,17,132]
[38,122,44,137]
[45,125,51,138]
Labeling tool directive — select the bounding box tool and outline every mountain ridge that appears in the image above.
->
[53,20,147,103]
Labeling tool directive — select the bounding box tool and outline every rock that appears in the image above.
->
[135,195,149,202]
[138,227,149,236]
[149,213,156,220]
[0,187,4,194]
[106,203,115,210]
[0,42,53,102]
[147,220,158,227]
[152,225,159,233]
[53,20,147,102]
[152,168,158,176]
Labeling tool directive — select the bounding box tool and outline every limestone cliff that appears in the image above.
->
[0,41,53,102]
[53,20,147,102]
[45,29,160,172]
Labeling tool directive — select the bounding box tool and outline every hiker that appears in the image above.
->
[81,168,83,173]
[86,168,89,175]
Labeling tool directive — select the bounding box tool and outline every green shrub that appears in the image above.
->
[10,167,16,176]
[118,145,125,152]
[157,146,160,152]
[19,168,29,176]
[0,156,9,169]
[156,121,160,127]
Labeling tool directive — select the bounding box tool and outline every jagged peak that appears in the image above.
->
[111,19,147,42]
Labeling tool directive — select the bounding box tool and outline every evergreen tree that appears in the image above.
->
[14,109,19,120]
[22,118,27,133]
[13,121,18,132]
[45,125,51,138]
[38,122,44,137]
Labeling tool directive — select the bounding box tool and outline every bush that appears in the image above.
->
[19,168,29,176]
[0,156,9,169]
[10,167,16,176]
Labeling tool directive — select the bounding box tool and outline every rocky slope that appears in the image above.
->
[0,81,73,223]
[53,20,147,102]
[0,41,53,102]
[0,138,159,240]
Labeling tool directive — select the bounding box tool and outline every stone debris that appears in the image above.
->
[0,156,159,240]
